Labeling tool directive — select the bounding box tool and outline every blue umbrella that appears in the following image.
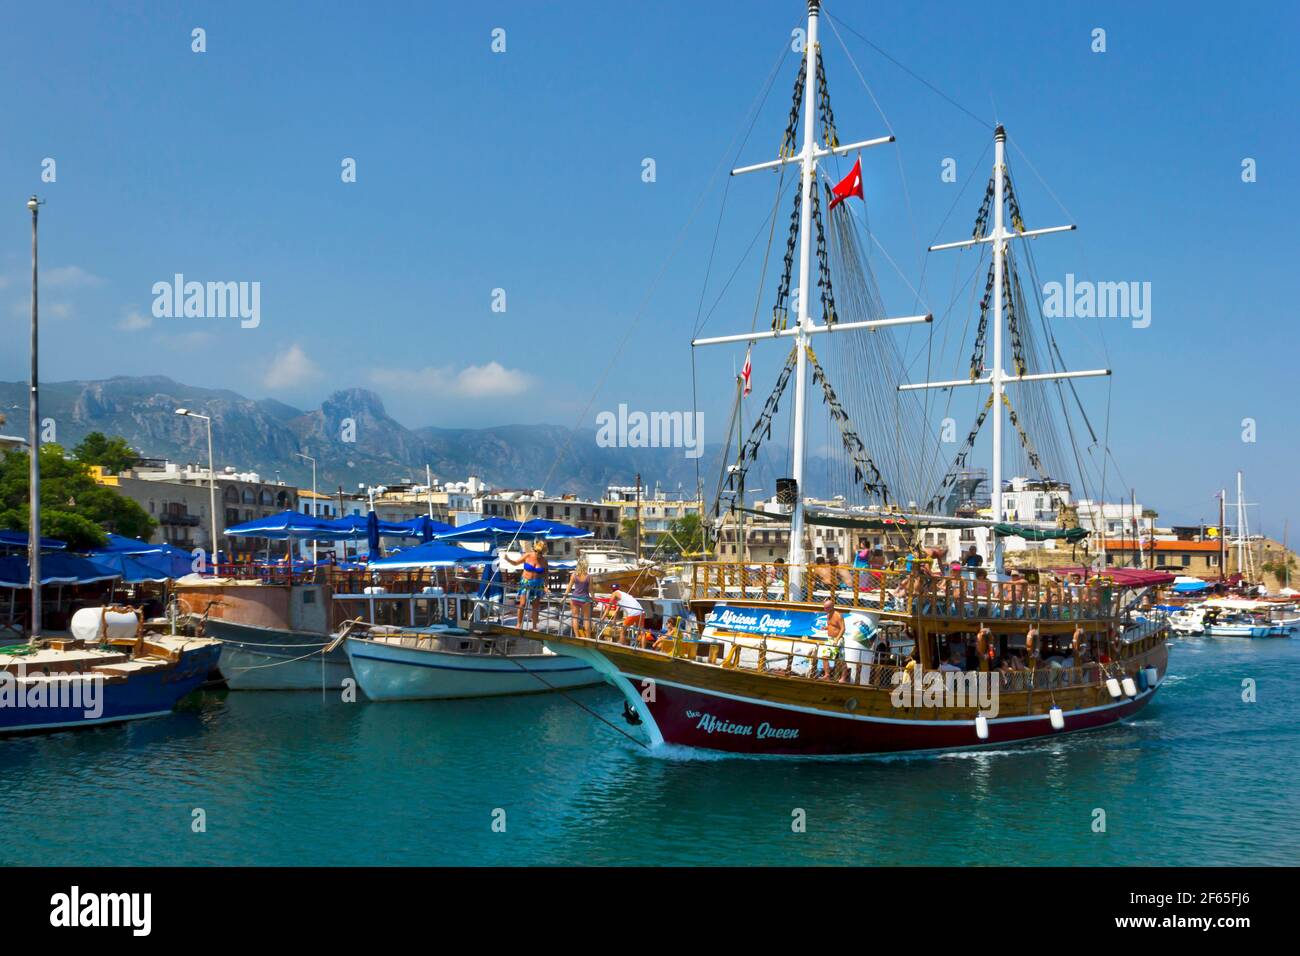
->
[0,529,67,550]
[224,510,347,541]
[519,519,593,540]
[366,510,381,557]
[436,517,590,544]
[434,517,525,544]
[320,514,411,538]
[0,553,122,588]
[391,515,454,543]
[367,541,490,570]
[85,552,178,584]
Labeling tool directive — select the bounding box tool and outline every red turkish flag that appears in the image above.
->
[741,347,752,396]
[828,156,864,210]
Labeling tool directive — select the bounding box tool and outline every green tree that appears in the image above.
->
[619,516,640,552]
[663,512,707,557]
[72,432,138,474]
[0,444,155,550]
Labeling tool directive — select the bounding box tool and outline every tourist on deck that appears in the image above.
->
[561,558,593,637]
[604,582,645,644]
[812,555,839,594]
[820,598,845,680]
[502,539,548,630]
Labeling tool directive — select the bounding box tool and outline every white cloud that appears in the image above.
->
[370,361,533,398]
[118,309,152,332]
[264,344,322,389]
[10,299,72,320]
[44,265,103,287]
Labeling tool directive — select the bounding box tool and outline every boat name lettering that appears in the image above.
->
[694,712,798,740]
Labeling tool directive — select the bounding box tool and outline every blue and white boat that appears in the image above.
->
[342,621,600,701]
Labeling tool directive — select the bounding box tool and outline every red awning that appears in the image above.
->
[1050,566,1176,587]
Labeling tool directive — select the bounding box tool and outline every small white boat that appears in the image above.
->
[1168,604,1206,635]
[1202,611,1272,638]
[342,623,600,701]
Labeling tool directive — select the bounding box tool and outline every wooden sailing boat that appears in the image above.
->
[490,0,1169,756]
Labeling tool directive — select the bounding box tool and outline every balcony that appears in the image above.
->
[159,513,201,526]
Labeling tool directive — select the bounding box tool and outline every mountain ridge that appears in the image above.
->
[0,376,751,499]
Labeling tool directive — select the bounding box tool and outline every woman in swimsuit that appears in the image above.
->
[503,539,548,629]
[562,558,593,637]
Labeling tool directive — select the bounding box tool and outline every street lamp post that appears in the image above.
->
[295,452,317,565]
[176,408,218,572]
[27,196,42,640]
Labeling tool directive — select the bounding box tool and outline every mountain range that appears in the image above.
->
[0,375,757,500]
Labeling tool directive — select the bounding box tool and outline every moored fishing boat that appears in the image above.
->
[489,1,1170,757]
[340,621,599,701]
[1,623,220,735]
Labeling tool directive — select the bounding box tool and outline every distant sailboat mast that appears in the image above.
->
[691,0,928,570]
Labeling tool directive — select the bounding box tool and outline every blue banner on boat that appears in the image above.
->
[703,604,828,638]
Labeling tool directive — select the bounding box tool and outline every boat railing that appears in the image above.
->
[683,561,1121,621]
[482,594,1167,695]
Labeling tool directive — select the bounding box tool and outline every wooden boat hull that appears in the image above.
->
[0,641,220,735]
[522,631,1168,757]
[343,636,600,701]
[626,672,1158,756]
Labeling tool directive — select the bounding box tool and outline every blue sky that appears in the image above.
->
[0,1,1296,535]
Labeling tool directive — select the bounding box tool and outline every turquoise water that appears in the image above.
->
[2,636,1297,866]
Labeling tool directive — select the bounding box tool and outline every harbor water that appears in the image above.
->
[2,635,1296,866]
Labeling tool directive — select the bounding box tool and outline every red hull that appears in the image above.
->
[635,678,1158,756]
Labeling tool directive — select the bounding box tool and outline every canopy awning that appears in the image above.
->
[1051,566,1176,587]
[994,523,1089,542]
[1205,597,1271,611]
